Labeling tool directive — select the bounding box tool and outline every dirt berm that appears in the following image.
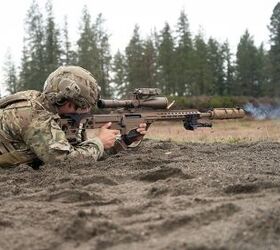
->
[0,139,280,250]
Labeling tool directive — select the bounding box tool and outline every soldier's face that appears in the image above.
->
[57,101,90,114]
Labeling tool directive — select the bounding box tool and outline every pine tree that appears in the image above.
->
[235,30,261,96]
[125,25,145,92]
[174,10,193,96]
[61,16,77,65]
[222,41,235,95]
[256,44,269,96]
[114,31,158,97]
[192,32,212,95]
[2,51,20,94]
[158,22,176,95]
[142,37,158,88]
[94,14,112,97]
[19,0,45,90]
[112,50,128,97]
[207,38,225,95]
[18,44,31,91]
[268,2,280,96]
[77,7,112,97]
[77,6,99,79]
[44,0,61,74]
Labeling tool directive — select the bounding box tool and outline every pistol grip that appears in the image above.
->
[122,129,141,145]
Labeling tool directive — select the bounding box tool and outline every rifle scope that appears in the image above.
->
[97,96,169,109]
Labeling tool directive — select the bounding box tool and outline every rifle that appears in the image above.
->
[59,88,245,146]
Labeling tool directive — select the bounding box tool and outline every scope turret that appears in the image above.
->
[132,88,161,98]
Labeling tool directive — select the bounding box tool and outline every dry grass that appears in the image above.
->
[87,118,280,144]
[145,118,280,143]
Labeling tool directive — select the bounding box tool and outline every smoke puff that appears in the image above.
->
[244,103,280,120]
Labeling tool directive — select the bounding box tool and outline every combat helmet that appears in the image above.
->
[43,66,100,109]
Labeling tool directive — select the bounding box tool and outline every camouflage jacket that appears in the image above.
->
[0,90,104,167]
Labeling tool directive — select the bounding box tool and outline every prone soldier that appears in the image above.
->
[0,66,147,168]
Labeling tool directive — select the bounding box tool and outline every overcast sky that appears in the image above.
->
[0,0,279,94]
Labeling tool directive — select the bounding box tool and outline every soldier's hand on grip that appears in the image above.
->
[122,123,147,146]
[97,122,120,149]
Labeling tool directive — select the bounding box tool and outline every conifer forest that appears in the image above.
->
[3,1,280,102]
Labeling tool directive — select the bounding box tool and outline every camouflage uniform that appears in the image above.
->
[0,67,104,168]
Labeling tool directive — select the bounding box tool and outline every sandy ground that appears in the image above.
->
[1,138,280,250]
